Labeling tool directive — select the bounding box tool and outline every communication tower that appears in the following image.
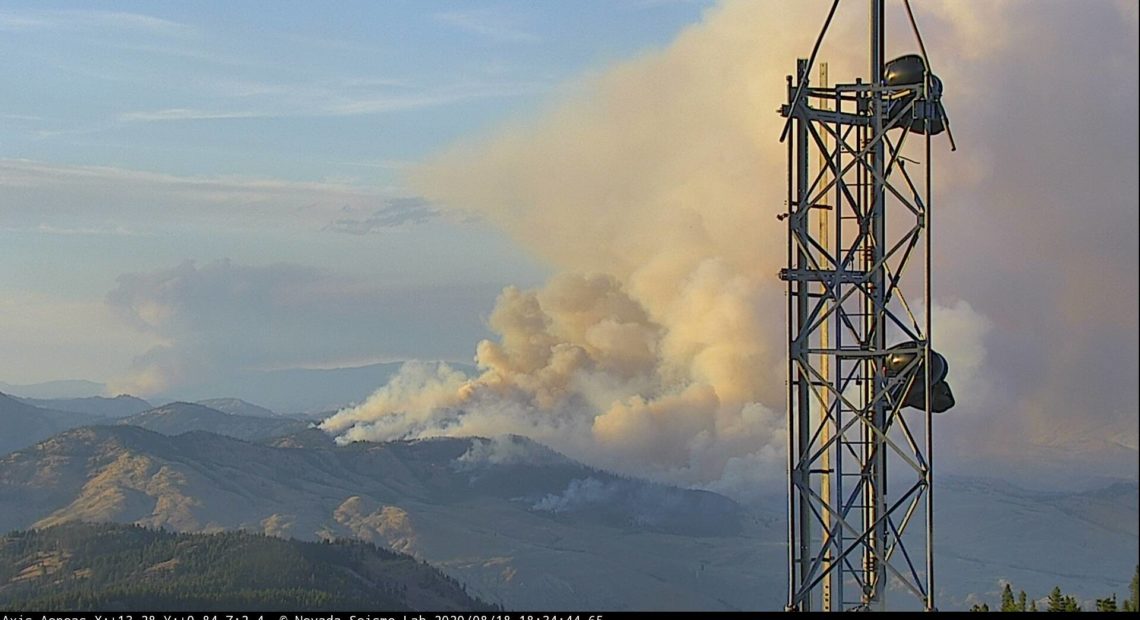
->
[779,0,956,611]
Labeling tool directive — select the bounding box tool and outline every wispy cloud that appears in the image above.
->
[0,9,191,35]
[1,113,45,122]
[0,224,149,237]
[102,42,265,69]
[118,79,550,122]
[324,80,547,115]
[336,159,414,171]
[118,108,265,122]
[324,197,441,234]
[435,8,540,43]
[0,158,371,193]
[77,11,191,35]
[0,11,48,30]
[0,158,390,232]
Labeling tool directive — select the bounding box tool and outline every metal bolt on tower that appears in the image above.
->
[779,0,956,611]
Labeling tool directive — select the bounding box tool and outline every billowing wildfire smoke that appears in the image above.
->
[321,0,1140,495]
[320,0,820,499]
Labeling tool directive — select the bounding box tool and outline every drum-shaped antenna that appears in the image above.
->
[884,341,955,413]
[884,54,926,86]
[883,54,947,136]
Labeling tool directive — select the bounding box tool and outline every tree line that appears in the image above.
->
[969,565,1139,612]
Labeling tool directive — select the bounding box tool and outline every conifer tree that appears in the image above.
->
[1044,586,1081,613]
[1018,589,1027,612]
[1047,586,1067,612]
[1094,594,1117,612]
[1125,565,1139,612]
[1001,583,1018,612]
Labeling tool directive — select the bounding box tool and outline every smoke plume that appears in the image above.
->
[322,0,1140,496]
[320,1,829,499]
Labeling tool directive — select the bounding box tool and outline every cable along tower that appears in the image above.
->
[779,0,956,611]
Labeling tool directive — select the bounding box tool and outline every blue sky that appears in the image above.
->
[1,1,711,181]
[0,0,713,386]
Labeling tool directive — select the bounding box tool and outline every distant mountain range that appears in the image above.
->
[933,475,1138,608]
[14,392,289,421]
[0,392,104,455]
[196,397,280,418]
[165,360,477,414]
[0,521,490,611]
[1,361,476,415]
[116,402,310,441]
[168,361,415,413]
[15,394,152,418]
[0,395,308,454]
[0,379,104,399]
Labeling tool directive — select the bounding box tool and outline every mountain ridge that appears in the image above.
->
[0,392,107,456]
[15,394,151,418]
[116,402,310,441]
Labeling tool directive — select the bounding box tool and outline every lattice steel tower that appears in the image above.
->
[779,0,955,611]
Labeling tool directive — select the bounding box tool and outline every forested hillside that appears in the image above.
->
[0,522,491,611]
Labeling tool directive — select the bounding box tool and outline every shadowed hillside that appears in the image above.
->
[0,522,490,611]
[0,393,105,455]
[117,402,309,441]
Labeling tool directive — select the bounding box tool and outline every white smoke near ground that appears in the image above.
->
[531,478,622,514]
[322,0,1140,497]
[928,300,993,417]
[452,435,571,471]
